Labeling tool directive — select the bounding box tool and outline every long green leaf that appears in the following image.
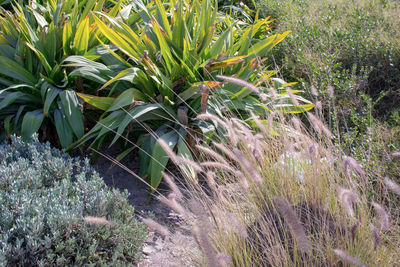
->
[59,90,84,138]
[21,109,44,140]
[0,56,37,85]
[150,130,179,191]
[54,108,74,147]
[73,16,90,54]
[76,92,114,111]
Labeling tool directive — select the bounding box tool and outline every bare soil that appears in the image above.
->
[85,144,199,266]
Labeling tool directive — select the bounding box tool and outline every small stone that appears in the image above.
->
[142,245,156,255]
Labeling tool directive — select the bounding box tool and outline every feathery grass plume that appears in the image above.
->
[200,161,236,173]
[343,156,367,185]
[308,143,318,160]
[226,213,249,238]
[176,156,204,173]
[372,202,390,230]
[291,116,302,133]
[391,152,400,158]
[306,112,333,139]
[84,216,115,227]
[162,172,184,202]
[142,218,170,237]
[157,138,179,164]
[336,185,359,217]
[267,111,276,134]
[212,142,238,162]
[333,249,366,267]
[307,112,321,135]
[157,195,189,220]
[286,88,300,106]
[196,144,230,166]
[315,101,322,114]
[216,74,259,93]
[236,170,250,188]
[311,85,318,96]
[206,171,217,191]
[251,111,269,136]
[267,87,278,103]
[188,199,218,267]
[272,196,311,254]
[216,252,232,267]
[233,148,262,183]
[371,225,381,250]
[259,92,268,102]
[232,118,253,137]
[197,113,230,130]
[383,177,400,195]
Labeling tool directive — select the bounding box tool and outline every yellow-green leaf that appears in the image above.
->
[74,17,90,54]
[76,92,115,111]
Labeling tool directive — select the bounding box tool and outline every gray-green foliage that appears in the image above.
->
[0,135,146,266]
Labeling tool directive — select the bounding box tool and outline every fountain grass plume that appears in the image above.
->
[383,177,400,195]
[273,196,311,254]
[84,216,116,227]
[333,249,366,267]
[372,202,390,230]
[336,185,359,217]
[142,218,170,237]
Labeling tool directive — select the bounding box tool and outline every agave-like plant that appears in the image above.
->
[69,0,314,190]
[0,0,129,147]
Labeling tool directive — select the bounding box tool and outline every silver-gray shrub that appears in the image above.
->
[0,135,146,266]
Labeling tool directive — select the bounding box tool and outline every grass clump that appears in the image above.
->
[0,135,146,266]
[152,78,399,265]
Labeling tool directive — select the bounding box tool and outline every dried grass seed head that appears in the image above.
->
[272,196,311,254]
[142,218,170,237]
[84,216,115,227]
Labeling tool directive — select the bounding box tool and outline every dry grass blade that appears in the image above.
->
[273,196,311,254]
[84,216,115,227]
[333,249,366,267]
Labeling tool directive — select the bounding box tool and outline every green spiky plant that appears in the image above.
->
[69,0,314,190]
[0,0,128,147]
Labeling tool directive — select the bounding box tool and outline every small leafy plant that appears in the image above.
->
[0,135,146,266]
